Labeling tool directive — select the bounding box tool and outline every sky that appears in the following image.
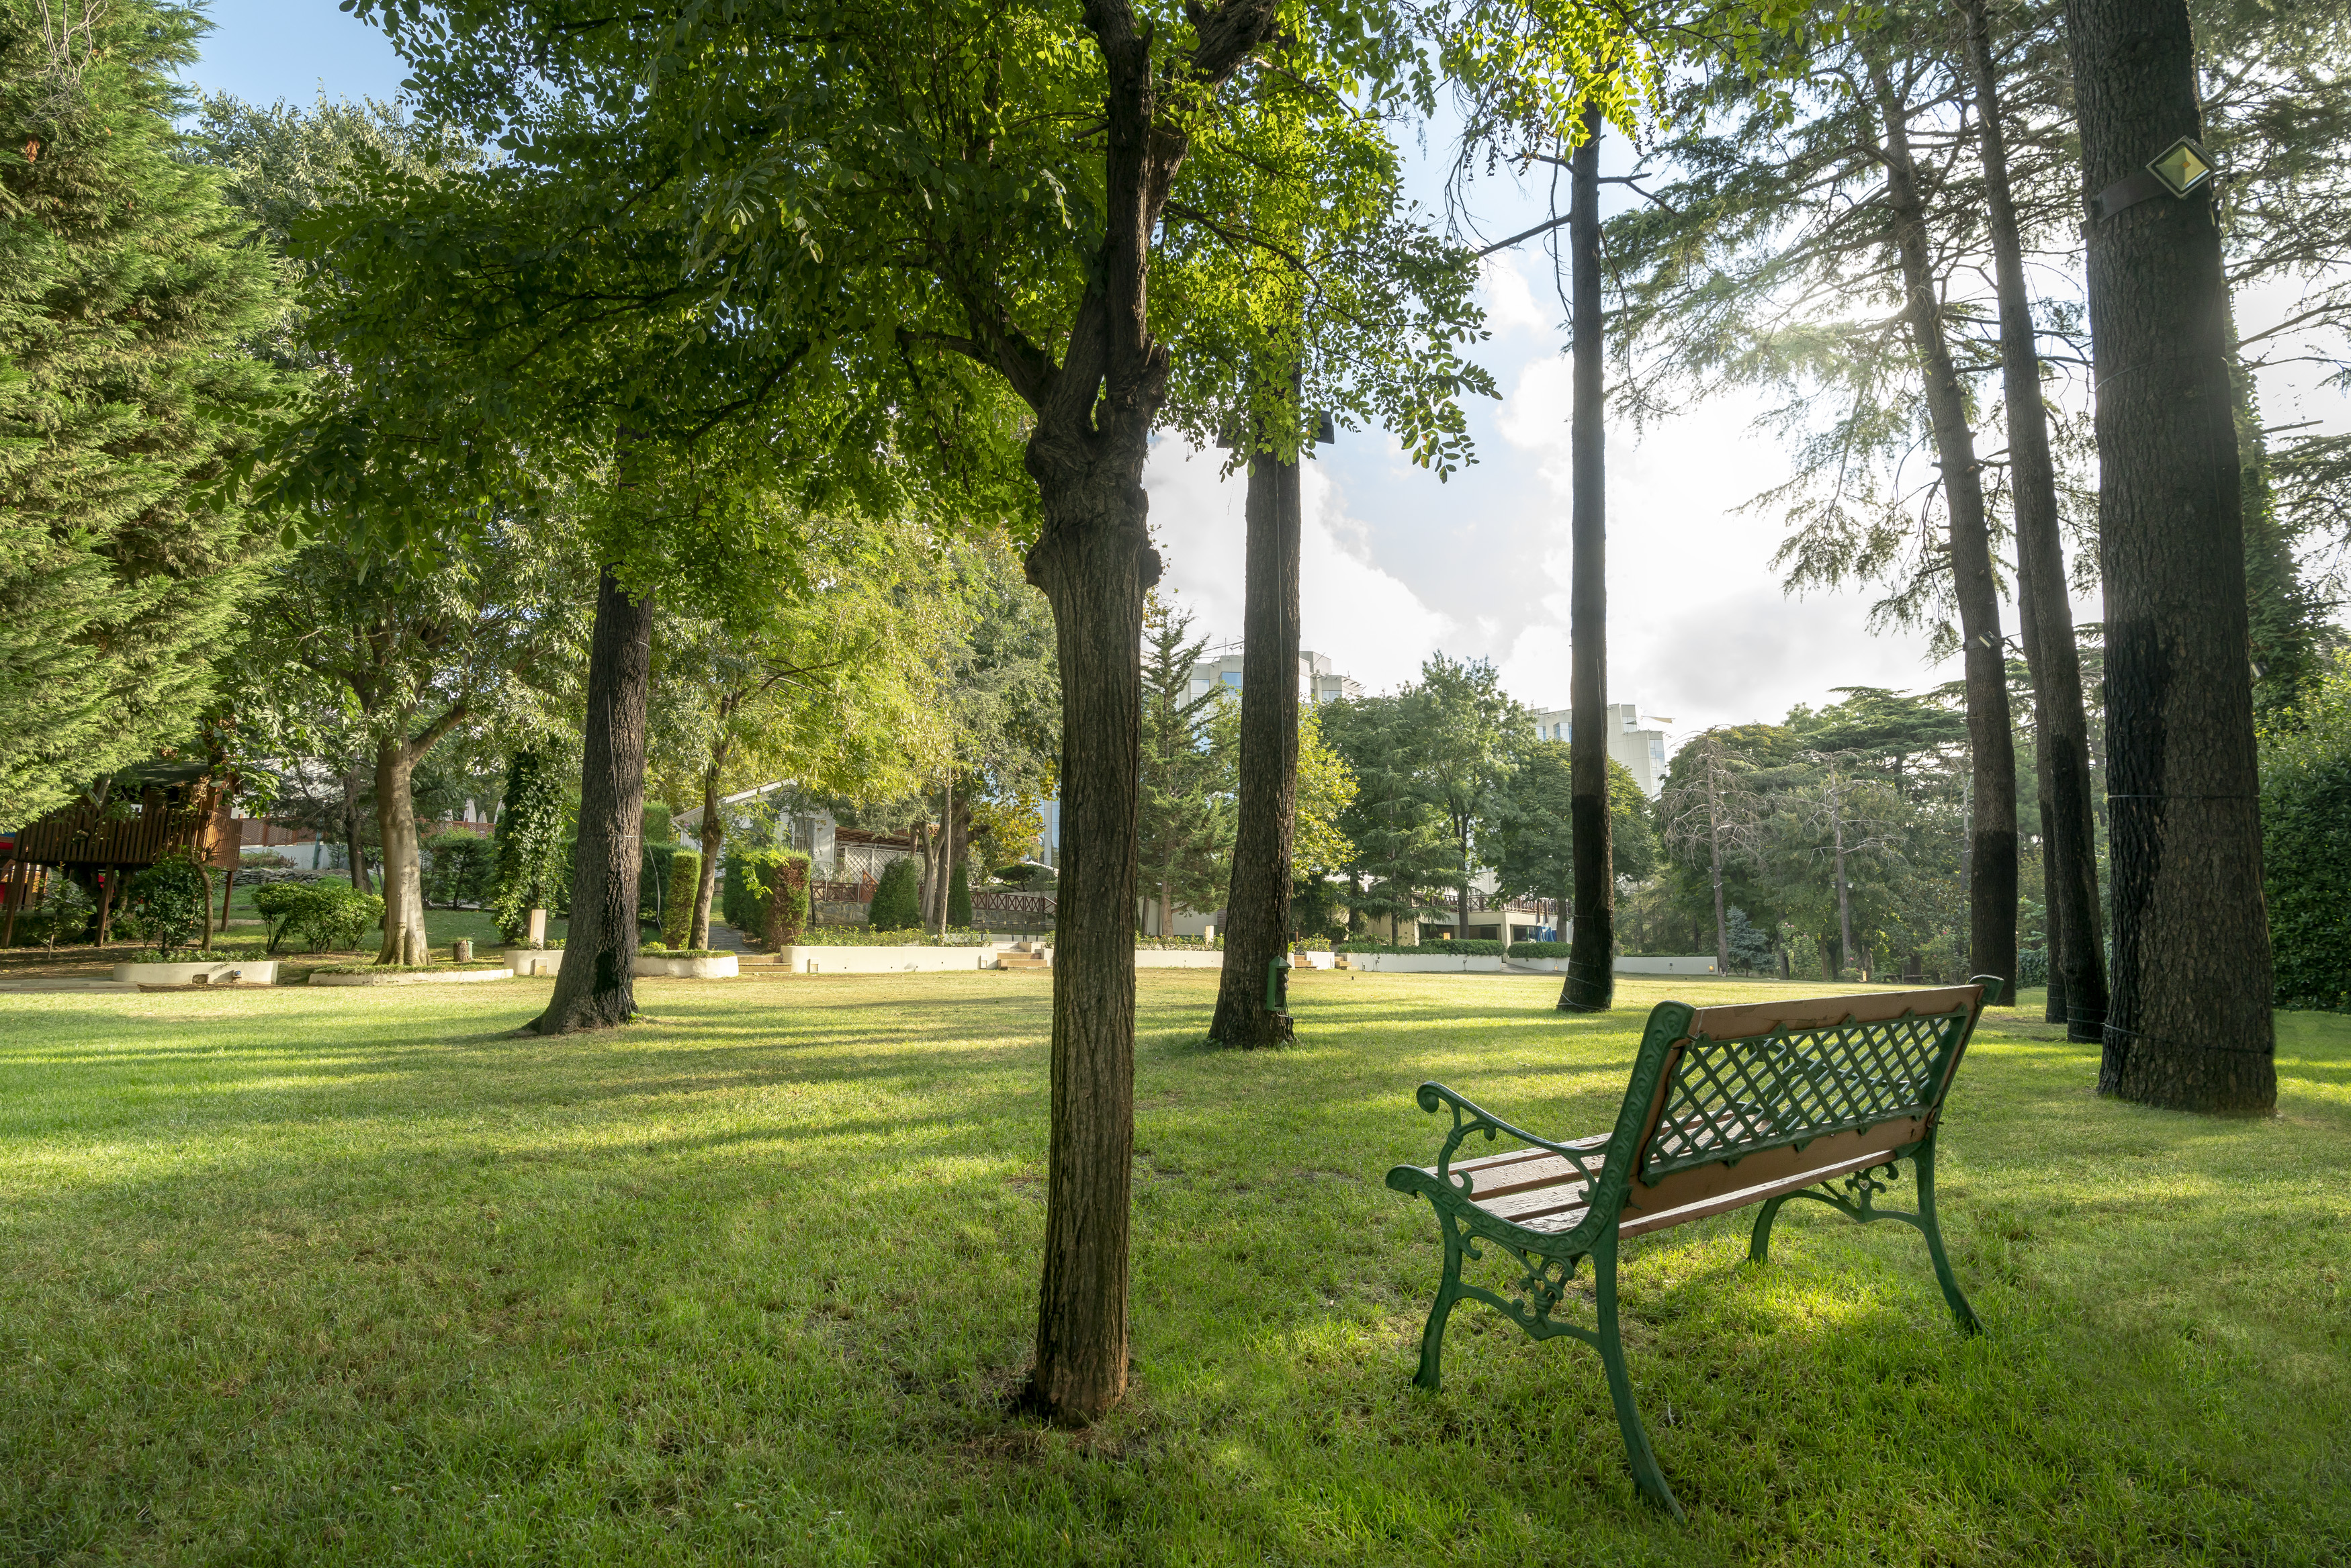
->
[186,3,2351,741]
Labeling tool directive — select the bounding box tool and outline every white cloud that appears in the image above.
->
[1476,252,1556,340]
[1143,442,1454,695]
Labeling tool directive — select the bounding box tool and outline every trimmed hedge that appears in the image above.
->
[661,850,701,946]
[867,857,922,931]
[2263,655,2351,1009]
[1507,941,1570,958]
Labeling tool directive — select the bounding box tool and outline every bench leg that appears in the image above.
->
[1747,1194,1791,1264]
[1413,1215,1465,1392]
[1913,1138,1983,1336]
[1594,1232,1684,1520]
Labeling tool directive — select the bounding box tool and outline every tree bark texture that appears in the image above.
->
[1022,479,1149,1422]
[973,0,1282,1423]
[1873,62,2019,995]
[1963,0,2107,1040]
[2066,0,2275,1111]
[1562,107,1615,1013]
[535,568,654,1034]
[372,737,427,965]
[691,759,723,950]
[1210,434,1300,1048]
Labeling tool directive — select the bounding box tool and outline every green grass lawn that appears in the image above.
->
[207,880,567,956]
[1,972,2344,1566]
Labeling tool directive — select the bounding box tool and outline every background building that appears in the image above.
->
[1188,645,1362,706]
[1526,701,1674,798]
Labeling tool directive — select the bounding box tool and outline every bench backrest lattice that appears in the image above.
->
[1640,998,1973,1182]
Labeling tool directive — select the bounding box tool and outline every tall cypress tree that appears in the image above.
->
[0,0,282,823]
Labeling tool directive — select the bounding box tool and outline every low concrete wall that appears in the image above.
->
[631,954,741,978]
[1343,952,1720,976]
[311,967,515,986]
[1133,950,1219,969]
[1614,956,1720,976]
[1346,952,1506,974]
[112,959,277,986]
[779,944,1006,974]
[502,948,562,978]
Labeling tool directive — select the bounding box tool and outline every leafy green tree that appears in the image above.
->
[1488,741,1654,941]
[1321,696,1451,939]
[0,0,284,824]
[1406,655,1527,941]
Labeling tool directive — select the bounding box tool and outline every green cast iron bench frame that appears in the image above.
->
[1385,980,2000,1519]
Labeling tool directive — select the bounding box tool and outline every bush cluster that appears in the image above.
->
[253,880,384,953]
[1507,941,1570,958]
[124,854,212,956]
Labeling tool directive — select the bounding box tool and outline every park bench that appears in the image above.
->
[1385,980,2000,1518]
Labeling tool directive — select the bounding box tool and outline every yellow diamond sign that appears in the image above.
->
[2147,137,2213,197]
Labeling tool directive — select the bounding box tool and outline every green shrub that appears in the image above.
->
[123,854,212,956]
[488,746,570,941]
[19,877,95,950]
[757,850,811,946]
[1508,941,1571,958]
[867,856,922,931]
[423,831,497,909]
[253,880,384,954]
[2016,946,2048,990]
[794,926,999,948]
[2263,654,2351,1009]
[946,862,971,927]
[662,849,701,947]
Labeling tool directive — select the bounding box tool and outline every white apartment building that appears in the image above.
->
[1527,701,1675,798]
[1188,645,1362,706]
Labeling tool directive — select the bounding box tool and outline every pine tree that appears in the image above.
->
[0,0,283,823]
[1136,596,1233,940]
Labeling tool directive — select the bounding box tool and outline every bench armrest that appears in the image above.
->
[1409,1080,1605,1197]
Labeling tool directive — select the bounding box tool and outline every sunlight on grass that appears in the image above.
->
[0,971,2344,1565]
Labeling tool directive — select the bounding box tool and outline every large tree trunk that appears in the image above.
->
[1022,463,1149,1424]
[1962,0,2106,1040]
[691,759,723,950]
[534,568,654,1034]
[2065,0,2274,1111]
[1873,61,2019,995]
[1212,432,1300,1047]
[1562,106,1615,1013]
[373,735,429,964]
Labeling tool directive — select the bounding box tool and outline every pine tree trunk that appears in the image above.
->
[1963,0,2106,1039]
[1020,424,1151,1424]
[373,735,427,966]
[1562,106,1615,1014]
[1872,60,2019,995]
[691,761,723,950]
[534,567,653,1034]
[1834,825,1854,978]
[2066,0,2275,1111]
[1709,819,1730,974]
[1210,434,1300,1048]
